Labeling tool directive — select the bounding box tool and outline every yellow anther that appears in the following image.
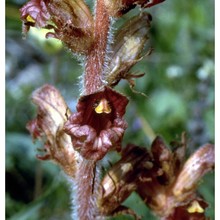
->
[94,99,111,114]
[187,200,204,213]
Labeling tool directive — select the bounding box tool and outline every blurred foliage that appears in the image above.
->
[6,0,214,219]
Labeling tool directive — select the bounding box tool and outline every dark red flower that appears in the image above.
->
[64,86,129,161]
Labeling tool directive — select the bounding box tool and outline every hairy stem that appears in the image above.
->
[84,0,110,95]
[75,1,111,219]
[75,160,100,220]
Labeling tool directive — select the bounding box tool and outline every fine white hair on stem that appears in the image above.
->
[71,157,102,219]
[102,16,116,81]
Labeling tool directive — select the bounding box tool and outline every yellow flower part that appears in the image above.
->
[26,14,35,23]
[95,99,112,114]
[187,200,204,213]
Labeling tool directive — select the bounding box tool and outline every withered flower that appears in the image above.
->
[26,84,78,177]
[98,135,214,219]
[137,136,214,219]
[104,0,165,17]
[104,12,152,89]
[20,0,94,54]
[64,86,129,161]
[99,144,153,218]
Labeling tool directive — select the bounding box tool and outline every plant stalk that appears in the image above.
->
[75,160,100,220]
[75,1,111,219]
[84,0,110,95]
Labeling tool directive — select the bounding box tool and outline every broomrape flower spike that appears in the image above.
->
[20,0,214,219]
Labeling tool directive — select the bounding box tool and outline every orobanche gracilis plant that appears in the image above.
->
[20,0,214,219]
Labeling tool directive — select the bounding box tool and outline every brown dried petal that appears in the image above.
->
[45,0,94,53]
[64,87,129,161]
[171,132,187,174]
[151,136,174,185]
[172,144,214,202]
[104,0,165,17]
[26,84,78,177]
[151,136,171,162]
[137,173,171,217]
[30,84,70,136]
[46,0,93,29]
[26,118,42,140]
[104,12,151,87]
[99,144,152,215]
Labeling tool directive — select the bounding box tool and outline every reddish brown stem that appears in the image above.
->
[84,0,110,95]
[75,1,111,219]
[75,160,100,220]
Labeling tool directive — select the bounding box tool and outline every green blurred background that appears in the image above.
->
[6,0,214,219]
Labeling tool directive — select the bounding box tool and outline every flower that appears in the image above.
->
[64,86,129,161]
[26,84,78,177]
[98,144,152,217]
[165,198,209,220]
[104,12,152,89]
[20,0,50,34]
[20,0,94,54]
[136,136,214,219]
[98,134,214,219]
